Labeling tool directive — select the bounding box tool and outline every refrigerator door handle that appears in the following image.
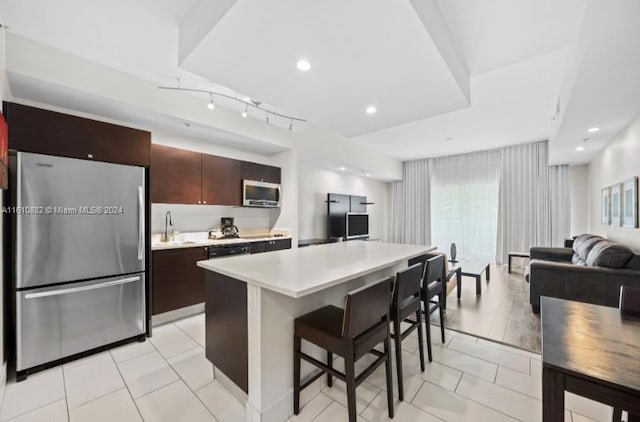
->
[138,186,144,260]
[24,276,141,299]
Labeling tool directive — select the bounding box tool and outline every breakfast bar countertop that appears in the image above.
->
[197,240,435,298]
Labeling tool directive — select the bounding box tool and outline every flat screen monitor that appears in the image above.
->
[346,213,369,239]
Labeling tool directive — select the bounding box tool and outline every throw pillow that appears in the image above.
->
[573,234,605,261]
[586,241,634,268]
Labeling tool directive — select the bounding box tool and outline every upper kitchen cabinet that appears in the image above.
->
[4,102,150,167]
[202,154,242,206]
[150,144,202,204]
[241,161,281,184]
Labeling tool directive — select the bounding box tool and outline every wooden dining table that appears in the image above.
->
[541,297,640,421]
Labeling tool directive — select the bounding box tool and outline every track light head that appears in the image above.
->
[241,104,248,118]
[288,120,293,131]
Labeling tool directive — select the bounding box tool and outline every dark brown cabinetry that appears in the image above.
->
[241,161,281,184]
[152,247,207,315]
[150,144,202,204]
[4,102,151,167]
[250,238,292,254]
[202,154,242,206]
[150,145,278,206]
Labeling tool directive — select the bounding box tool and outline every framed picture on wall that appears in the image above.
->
[622,177,638,228]
[611,184,622,226]
[601,187,611,225]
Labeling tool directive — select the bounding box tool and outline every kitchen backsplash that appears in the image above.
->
[151,204,277,234]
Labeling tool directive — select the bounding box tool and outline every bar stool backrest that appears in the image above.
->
[424,255,445,285]
[342,277,394,338]
[392,263,424,307]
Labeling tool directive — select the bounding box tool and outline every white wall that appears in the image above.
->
[297,162,390,241]
[588,113,640,251]
[569,164,589,236]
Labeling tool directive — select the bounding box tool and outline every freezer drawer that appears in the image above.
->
[17,273,145,371]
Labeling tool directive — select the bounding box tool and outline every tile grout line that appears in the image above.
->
[0,372,68,422]
[151,325,222,421]
[61,366,70,421]
[110,347,147,422]
[306,393,335,422]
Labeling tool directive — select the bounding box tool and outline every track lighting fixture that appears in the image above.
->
[266,115,270,124]
[157,85,306,126]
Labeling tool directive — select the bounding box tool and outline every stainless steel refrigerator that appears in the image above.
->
[14,152,146,377]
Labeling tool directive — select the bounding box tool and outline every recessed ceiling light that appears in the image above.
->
[296,59,311,72]
[340,166,346,171]
[576,146,585,151]
[366,106,377,115]
[365,173,371,177]
[588,127,600,133]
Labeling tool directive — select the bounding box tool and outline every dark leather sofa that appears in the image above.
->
[529,234,640,313]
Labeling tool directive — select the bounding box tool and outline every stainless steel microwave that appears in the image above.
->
[243,180,281,208]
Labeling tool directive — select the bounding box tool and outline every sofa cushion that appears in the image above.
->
[586,241,634,268]
[625,255,640,271]
[571,254,587,265]
[573,234,605,261]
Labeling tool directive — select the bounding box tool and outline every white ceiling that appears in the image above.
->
[1,0,639,165]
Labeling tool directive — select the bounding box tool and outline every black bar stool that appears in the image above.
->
[409,253,446,361]
[293,277,395,421]
[390,263,426,401]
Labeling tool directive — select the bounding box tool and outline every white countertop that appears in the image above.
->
[197,241,435,298]
[151,231,291,250]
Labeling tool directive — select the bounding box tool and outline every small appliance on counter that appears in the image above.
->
[220,217,240,239]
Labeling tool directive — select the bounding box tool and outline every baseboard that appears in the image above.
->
[151,303,204,326]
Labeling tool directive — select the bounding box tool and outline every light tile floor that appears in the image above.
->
[0,313,615,421]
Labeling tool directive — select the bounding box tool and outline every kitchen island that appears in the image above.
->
[198,240,434,422]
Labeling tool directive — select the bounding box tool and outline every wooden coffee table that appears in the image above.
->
[449,260,490,296]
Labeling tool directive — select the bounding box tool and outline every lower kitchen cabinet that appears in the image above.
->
[152,247,208,315]
[250,238,292,254]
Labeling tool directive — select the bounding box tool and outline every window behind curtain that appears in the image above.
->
[430,151,500,261]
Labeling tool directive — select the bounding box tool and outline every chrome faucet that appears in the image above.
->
[162,211,174,242]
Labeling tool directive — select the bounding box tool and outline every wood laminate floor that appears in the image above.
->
[434,261,542,353]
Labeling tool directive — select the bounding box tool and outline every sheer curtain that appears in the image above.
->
[430,150,500,260]
[548,164,571,247]
[390,141,571,262]
[390,159,431,245]
[496,141,570,264]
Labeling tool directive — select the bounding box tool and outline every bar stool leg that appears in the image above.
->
[393,316,404,401]
[344,346,357,422]
[293,335,301,414]
[384,330,395,419]
[327,351,333,387]
[425,311,433,362]
[416,310,426,372]
[439,300,446,344]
